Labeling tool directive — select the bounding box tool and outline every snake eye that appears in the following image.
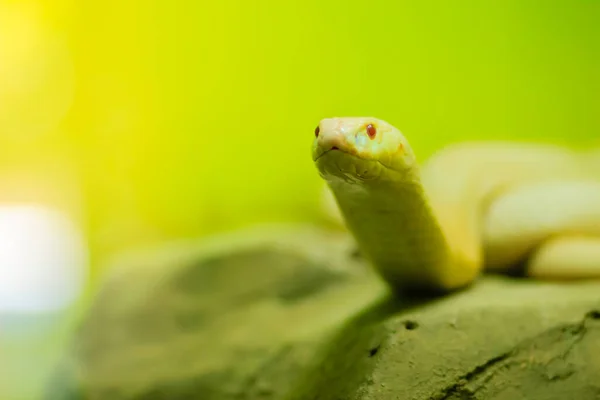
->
[314,125,320,138]
[366,124,376,139]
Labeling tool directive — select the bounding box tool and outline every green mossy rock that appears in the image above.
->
[45,224,600,400]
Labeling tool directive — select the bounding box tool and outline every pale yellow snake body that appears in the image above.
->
[312,117,600,292]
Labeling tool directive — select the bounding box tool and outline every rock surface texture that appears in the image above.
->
[44,224,600,400]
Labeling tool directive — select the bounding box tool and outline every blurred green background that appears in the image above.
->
[1,0,599,398]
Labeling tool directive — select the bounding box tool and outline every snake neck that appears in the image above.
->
[326,172,480,292]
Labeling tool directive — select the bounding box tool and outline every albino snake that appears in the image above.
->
[312,117,600,292]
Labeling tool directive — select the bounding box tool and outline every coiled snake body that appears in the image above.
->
[312,117,600,292]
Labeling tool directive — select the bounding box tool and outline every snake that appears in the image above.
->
[312,117,600,293]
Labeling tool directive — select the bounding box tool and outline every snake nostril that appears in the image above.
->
[315,125,320,138]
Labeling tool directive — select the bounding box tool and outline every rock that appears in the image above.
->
[44,224,600,400]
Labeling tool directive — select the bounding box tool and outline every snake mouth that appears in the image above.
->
[314,146,401,174]
[314,147,401,182]
[314,147,340,162]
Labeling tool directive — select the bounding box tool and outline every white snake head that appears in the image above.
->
[312,117,417,183]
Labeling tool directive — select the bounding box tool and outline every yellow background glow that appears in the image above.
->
[2,1,599,271]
